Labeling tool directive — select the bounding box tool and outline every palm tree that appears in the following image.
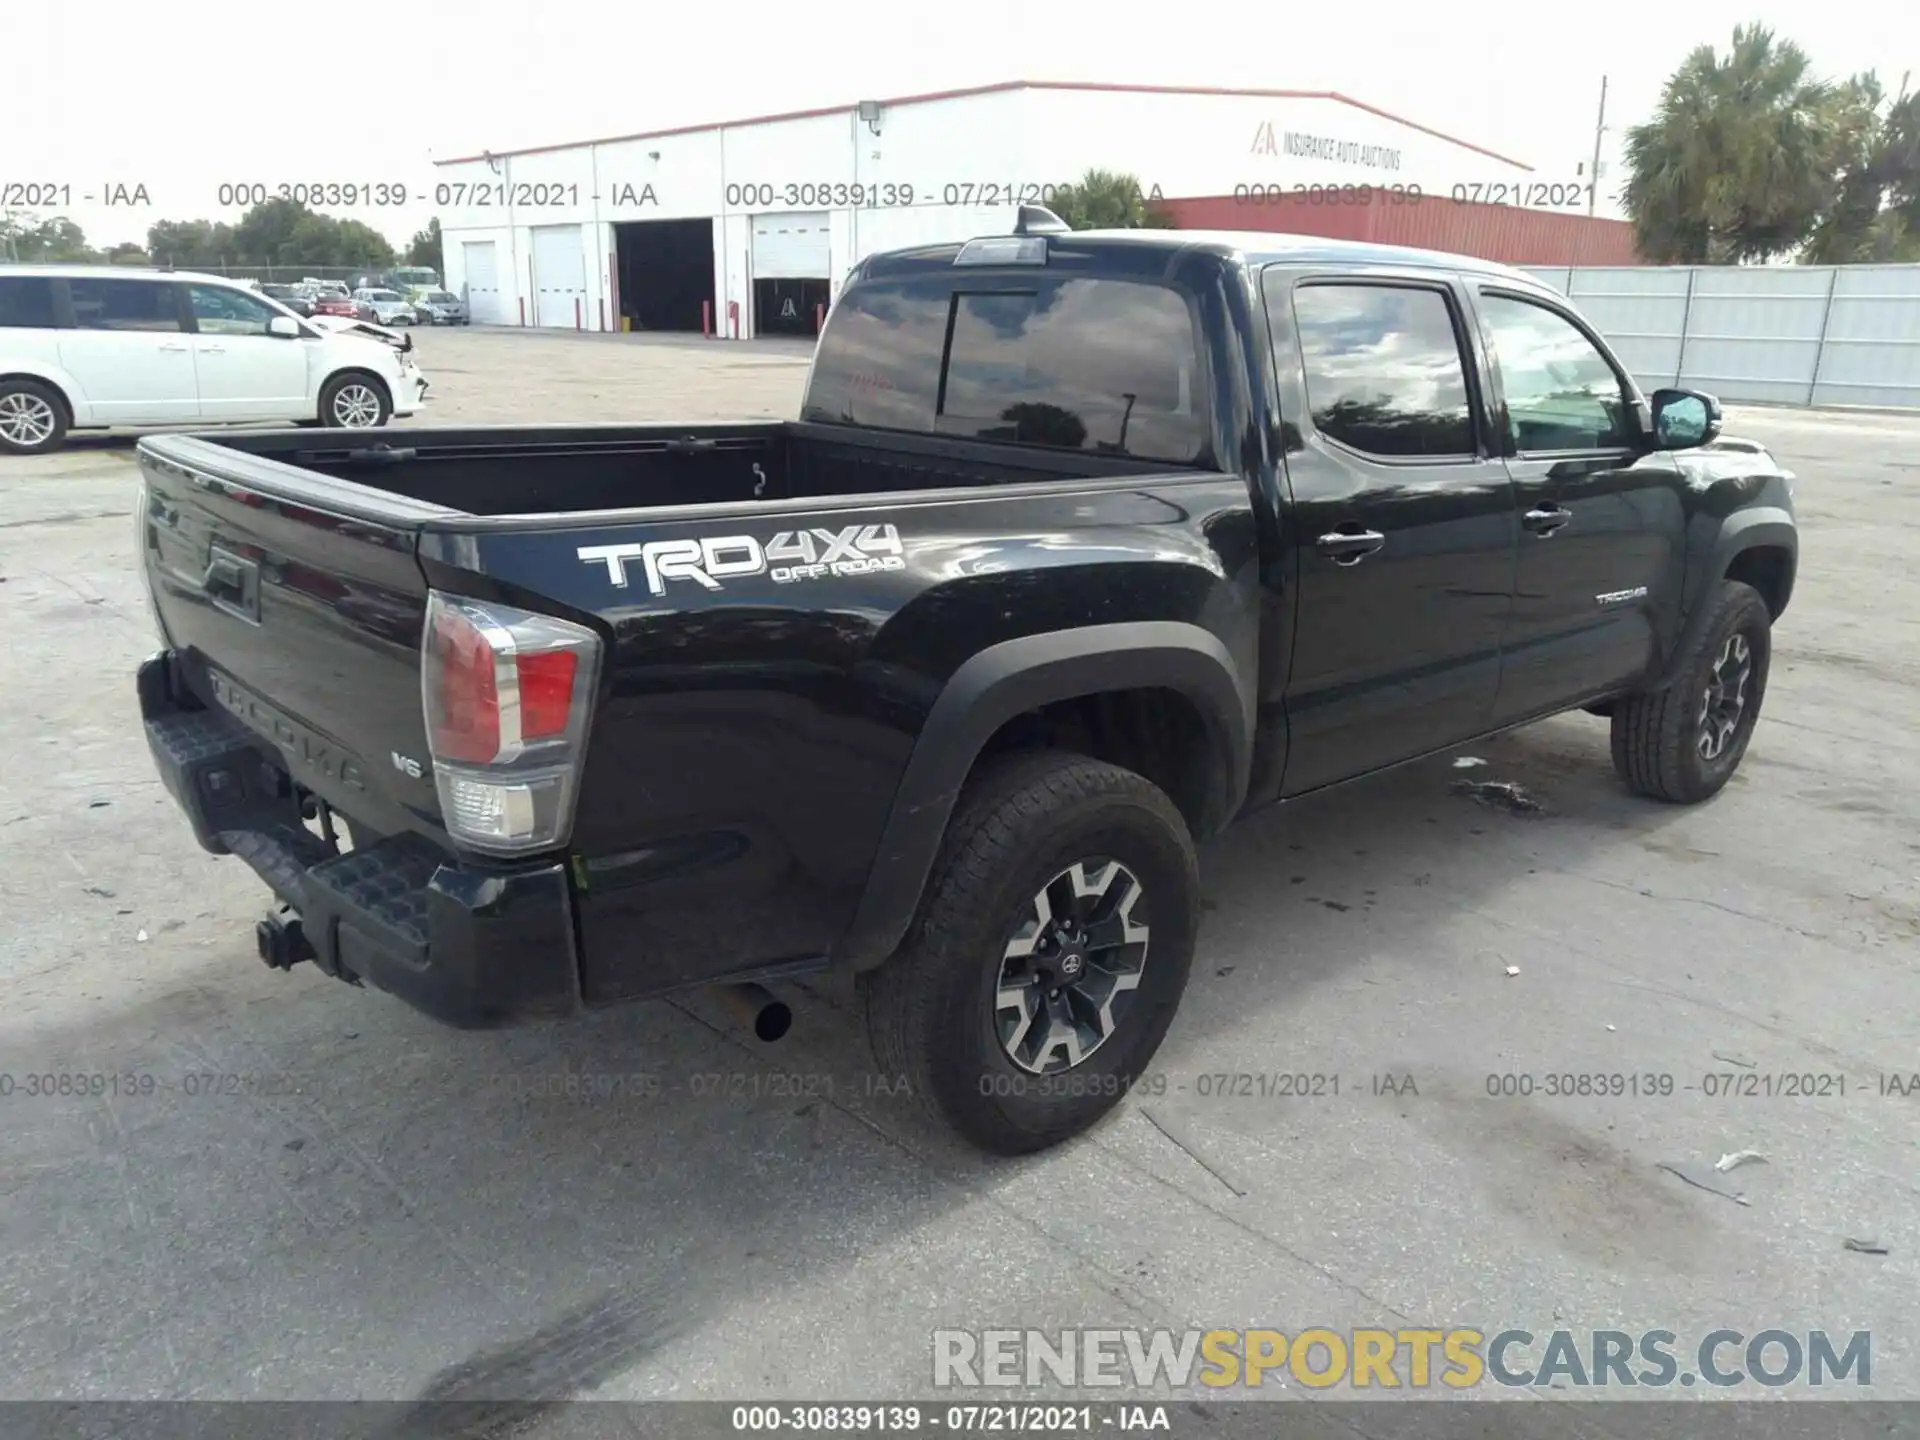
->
[1803,76,1920,262]
[1623,25,1836,262]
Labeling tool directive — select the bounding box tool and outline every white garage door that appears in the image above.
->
[462,241,501,325]
[531,225,588,328]
[751,212,830,279]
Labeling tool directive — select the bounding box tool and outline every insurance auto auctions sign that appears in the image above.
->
[1250,122,1404,172]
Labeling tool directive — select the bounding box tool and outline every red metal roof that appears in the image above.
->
[432,80,1530,170]
[1158,191,1640,266]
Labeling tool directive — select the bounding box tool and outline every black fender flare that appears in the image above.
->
[1654,508,1796,690]
[834,621,1252,969]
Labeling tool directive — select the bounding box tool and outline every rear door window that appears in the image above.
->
[0,276,58,329]
[1285,281,1477,459]
[805,275,1209,465]
[66,278,184,332]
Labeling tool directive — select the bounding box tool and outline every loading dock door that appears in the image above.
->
[463,241,501,324]
[531,224,588,328]
[751,212,830,279]
[751,212,830,336]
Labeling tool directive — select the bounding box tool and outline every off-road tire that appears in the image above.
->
[1611,580,1771,803]
[861,749,1199,1155]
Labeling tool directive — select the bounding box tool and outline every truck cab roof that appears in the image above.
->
[854,227,1546,287]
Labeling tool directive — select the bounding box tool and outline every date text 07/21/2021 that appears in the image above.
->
[423,179,1603,210]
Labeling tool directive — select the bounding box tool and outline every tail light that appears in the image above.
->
[421,590,601,855]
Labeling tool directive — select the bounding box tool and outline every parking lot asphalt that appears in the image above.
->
[1,328,1916,1407]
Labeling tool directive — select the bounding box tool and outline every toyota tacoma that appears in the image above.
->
[133,209,1797,1154]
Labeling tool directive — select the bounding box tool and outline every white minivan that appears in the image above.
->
[0,266,431,455]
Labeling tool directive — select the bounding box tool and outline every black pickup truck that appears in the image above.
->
[134,210,1798,1154]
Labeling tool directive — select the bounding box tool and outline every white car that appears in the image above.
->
[353,288,418,327]
[0,265,429,454]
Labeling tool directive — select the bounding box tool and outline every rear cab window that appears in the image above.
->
[0,276,58,329]
[805,272,1212,467]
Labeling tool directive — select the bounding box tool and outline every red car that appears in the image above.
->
[312,292,373,321]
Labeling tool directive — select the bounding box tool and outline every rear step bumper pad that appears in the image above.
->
[137,651,581,1028]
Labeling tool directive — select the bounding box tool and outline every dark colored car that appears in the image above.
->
[132,211,1797,1155]
[257,283,314,317]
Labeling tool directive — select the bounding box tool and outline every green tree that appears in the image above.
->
[146,203,397,270]
[1045,170,1172,231]
[1623,25,1837,262]
[231,197,315,265]
[405,217,443,272]
[146,218,239,268]
[1803,80,1920,262]
[330,218,397,268]
[0,213,99,262]
[105,242,151,265]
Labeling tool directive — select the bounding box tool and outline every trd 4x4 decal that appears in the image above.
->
[578,523,905,596]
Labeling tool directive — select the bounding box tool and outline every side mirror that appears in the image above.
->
[267,315,301,339]
[1648,388,1721,450]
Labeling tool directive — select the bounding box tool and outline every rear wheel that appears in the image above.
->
[0,379,68,455]
[1611,580,1771,803]
[862,750,1199,1154]
[318,372,391,429]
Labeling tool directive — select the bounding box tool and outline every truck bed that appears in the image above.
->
[196,420,1179,518]
[135,413,1255,1017]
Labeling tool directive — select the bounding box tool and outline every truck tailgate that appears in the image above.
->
[137,436,446,841]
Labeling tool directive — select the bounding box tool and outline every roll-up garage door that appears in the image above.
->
[750,212,830,280]
[531,224,588,328]
[462,241,501,324]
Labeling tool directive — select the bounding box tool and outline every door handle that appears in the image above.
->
[158,343,189,353]
[197,344,227,354]
[1316,528,1387,565]
[1524,504,1572,536]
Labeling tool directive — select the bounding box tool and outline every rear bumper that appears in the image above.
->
[137,651,580,1028]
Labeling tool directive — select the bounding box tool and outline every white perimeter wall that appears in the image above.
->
[437,87,1530,336]
[1524,263,1920,409]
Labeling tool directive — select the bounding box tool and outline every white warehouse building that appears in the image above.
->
[432,80,1560,339]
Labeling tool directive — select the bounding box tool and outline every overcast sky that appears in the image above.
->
[6,0,1915,250]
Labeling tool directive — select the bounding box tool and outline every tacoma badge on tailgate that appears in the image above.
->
[207,670,369,793]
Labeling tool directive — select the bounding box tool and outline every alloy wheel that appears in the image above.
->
[332,384,382,427]
[994,858,1150,1075]
[0,391,57,448]
[1698,631,1753,760]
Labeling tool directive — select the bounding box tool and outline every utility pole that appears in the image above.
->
[1587,75,1609,217]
